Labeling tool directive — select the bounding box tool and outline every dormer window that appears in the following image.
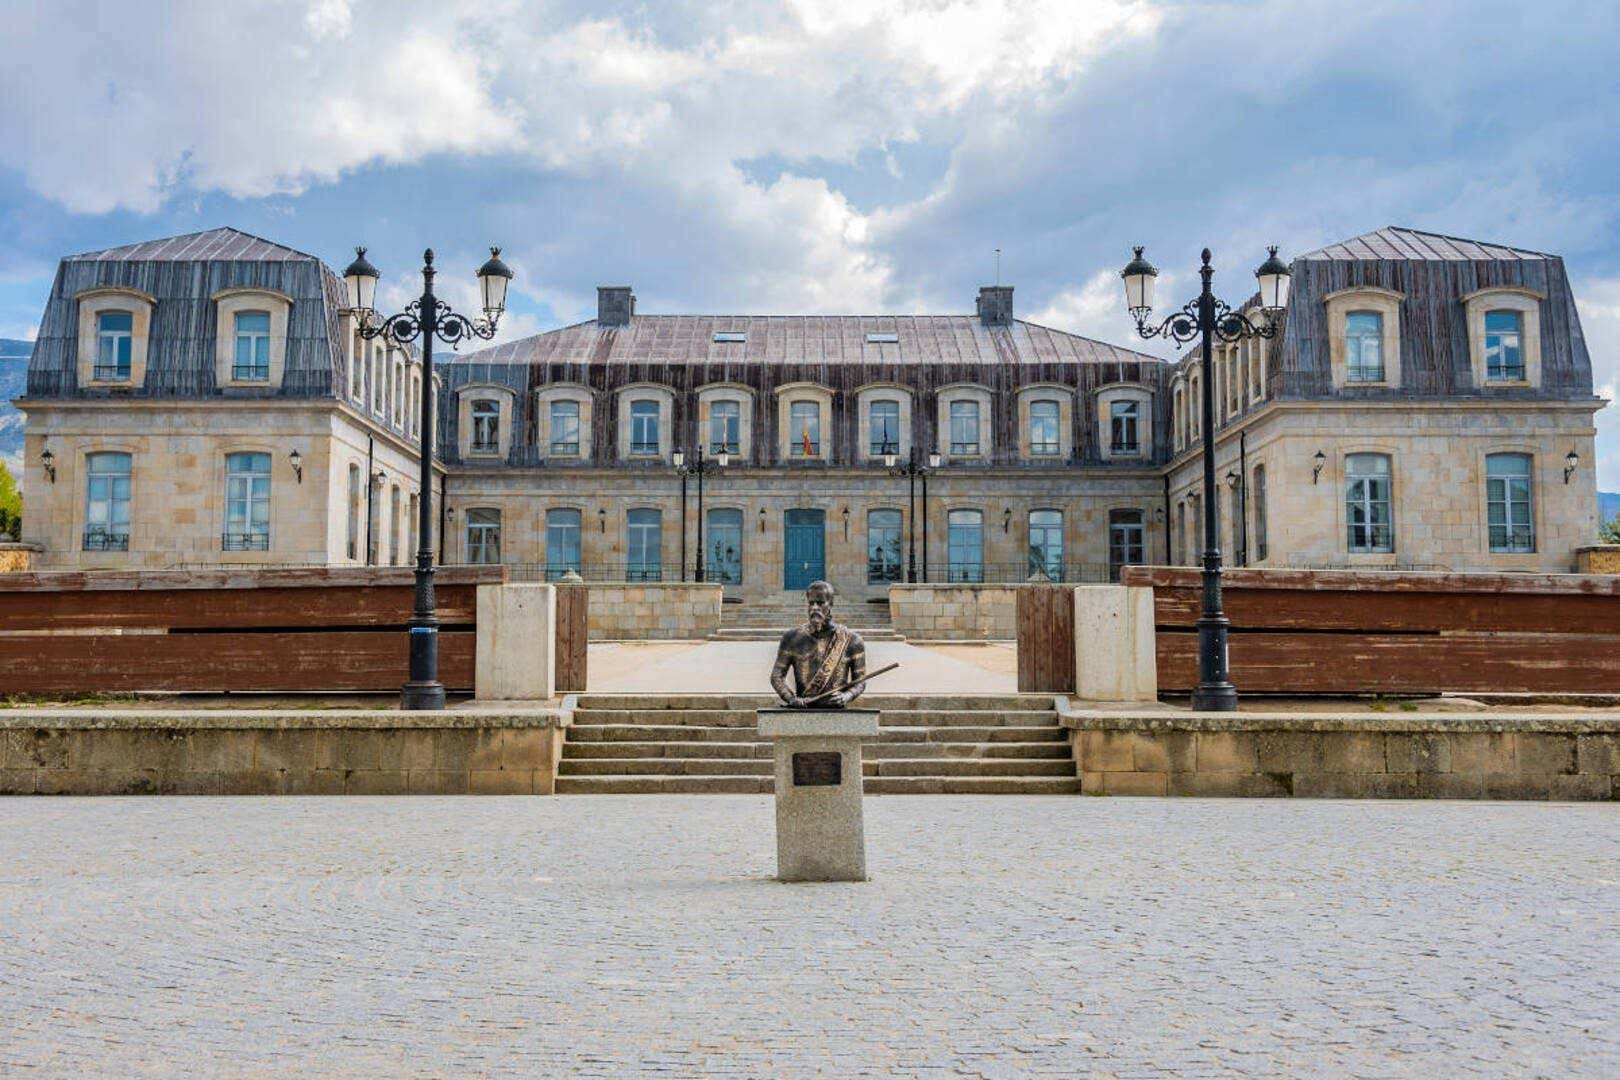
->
[1029,400,1060,456]
[713,332,746,343]
[949,400,980,455]
[790,400,820,456]
[550,400,580,455]
[1485,311,1524,382]
[470,400,500,454]
[869,400,900,456]
[1110,400,1141,455]
[95,312,133,381]
[1344,311,1385,382]
[710,400,740,455]
[232,312,271,381]
[630,399,660,454]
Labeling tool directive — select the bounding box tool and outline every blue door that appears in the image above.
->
[784,509,825,591]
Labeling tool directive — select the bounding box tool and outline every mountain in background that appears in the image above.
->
[0,338,30,472]
[1601,491,1620,524]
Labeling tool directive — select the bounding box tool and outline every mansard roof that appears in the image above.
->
[64,226,317,264]
[1299,226,1556,263]
[453,315,1164,367]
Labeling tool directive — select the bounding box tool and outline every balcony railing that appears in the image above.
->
[222,531,271,551]
[231,364,270,381]
[92,365,131,381]
[629,441,659,455]
[82,529,129,552]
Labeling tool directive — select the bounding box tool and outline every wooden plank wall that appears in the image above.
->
[1016,585,1075,693]
[0,567,508,695]
[555,584,589,693]
[1120,567,1620,695]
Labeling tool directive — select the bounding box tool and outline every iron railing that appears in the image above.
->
[82,529,129,552]
[222,531,271,551]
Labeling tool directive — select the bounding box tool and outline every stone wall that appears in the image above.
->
[0,708,570,795]
[1575,545,1620,573]
[586,582,723,639]
[0,543,37,572]
[888,584,1020,640]
[1061,706,1618,799]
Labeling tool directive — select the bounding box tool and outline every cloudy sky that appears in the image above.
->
[2,0,1617,485]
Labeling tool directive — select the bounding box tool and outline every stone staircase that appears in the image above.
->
[712,599,902,641]
[556,694,1078,794]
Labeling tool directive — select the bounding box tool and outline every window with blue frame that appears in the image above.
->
[545,508,582,578]
[1345,453,1393,553]
[630,400,660,454]
[232,311,271,381]
[626,508,662,580]
[1345,311,1384,382]
[550,400,581,456]
[1486,453,1535,552]
[95,311,133,380]
[84,452,131,551]
[949,400,980,455]
[223,452,271,550]
[867,508,903,583]
[947,509,984,582]
[706,508,743,584]
[1485,311,1525,381]
[1028,509,1063,580]
[1029,400,1060,456]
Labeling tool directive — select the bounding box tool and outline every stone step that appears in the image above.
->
[867,758,1075,778]
[567,724,762,743]
[571,694,1052,711]
[567,708,1057,728]
[559,758,774,776]
[555,776,774,795]
[710,628,903,641]
[863,776,1082,795]
[566,723,1066,745]
[562,740,1073,761]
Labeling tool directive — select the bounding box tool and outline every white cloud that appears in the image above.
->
[1574,276,1620,491]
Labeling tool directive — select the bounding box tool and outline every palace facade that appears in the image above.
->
[15,226,1604,609]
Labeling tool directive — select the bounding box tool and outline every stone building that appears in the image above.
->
[13,225,1605,613]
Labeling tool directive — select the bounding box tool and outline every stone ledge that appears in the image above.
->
[0,704,573,731]
[1056,703,1620,735]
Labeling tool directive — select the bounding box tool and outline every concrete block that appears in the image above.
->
[476,583,556,700]
[1073,586,1157,701]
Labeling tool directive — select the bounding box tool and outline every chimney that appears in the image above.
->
[976,285,1013,327]
[597,285,635,328]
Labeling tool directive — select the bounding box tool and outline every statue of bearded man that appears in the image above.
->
[769,580,868,709]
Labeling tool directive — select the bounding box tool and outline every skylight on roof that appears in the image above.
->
[713,332,746,343]
[866,333,899,343]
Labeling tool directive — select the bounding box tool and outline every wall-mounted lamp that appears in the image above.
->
[841,505,850,539]
[40,448,55,484]
[1153,506,1166,523]
[597,507,607,533]
[1225,468,1240,489]
[1564,449,1579,484]
[758,507,767,532]
[1311,450,1326,485]
[1002,507,1012,533]
[288,448,303,484]
[928,451,942,469]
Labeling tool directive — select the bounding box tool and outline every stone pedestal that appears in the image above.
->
[757,708,880,882]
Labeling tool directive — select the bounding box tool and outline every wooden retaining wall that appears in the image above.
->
[0,567,510,694]
[1119,567,1620,695]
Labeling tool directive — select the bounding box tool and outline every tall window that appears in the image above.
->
[790,400,820,456]
[626,508,662,580]
[84,452,131,551]
[550,400,581,456]
[1345,311,1384,382]
[867,508,902,583]
[869,400,900,456]
[1252,464,1267,562]
[372,346,385,413]
[346,464,361,560]
[1175,502,1187,564]
[223,452,271,551]
[946,509,984,582]
[389,487,401,564]
[707,508,743,584]
[1345,453,1393,553]
[545,508,582,579]
[1028,509,1063,581]
[1485,311,1525,381]
[406,494,417,561]
[630,399,659,454]
[229,311,270,381]
[1029,401,1060,456]
[465,508,502,564]
[1109,509,1146,581]
[1110,400,1141,454]
[95,311,133,380]
[350,330,364,399]
[710,401,740,455]
[949,401,980,455]
[1486,453,1535,552]
[470,400,500,454]
[393,362,405,421]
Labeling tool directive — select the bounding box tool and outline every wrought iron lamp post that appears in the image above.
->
[674,445,727,582]
[1121,244,1290,711]
[882,447,941,583]
[344,245,514,710]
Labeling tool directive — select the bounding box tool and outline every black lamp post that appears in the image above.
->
[344,245,514,710]
[1121,244,1290,711]
[882,446,941,583]
[674,444,727,582]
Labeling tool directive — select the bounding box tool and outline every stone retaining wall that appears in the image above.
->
[1575,545,1620,573]
[586,583,722,639]
[0,543,37,572]
[887,584,1021,640]
[0,708,571,795]
[1060,706,1619,799]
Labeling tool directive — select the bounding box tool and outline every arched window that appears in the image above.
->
[95,312,134,381]
[545,508,582,579]
[706,508,743,584]
[626,508,662,580]
[867,508,903,583]
[465,508,502,564]
[1109,509,1145,581]
[1028,509,1063,581]
[1345,453,1394,553]
[946,509,983,582]
[223,452,271,551]
[84,452,132,551]
[1486,453,1535,552]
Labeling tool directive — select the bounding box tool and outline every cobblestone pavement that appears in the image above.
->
[1,796,1615,1078]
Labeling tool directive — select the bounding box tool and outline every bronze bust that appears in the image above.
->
[770,580,868,709]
